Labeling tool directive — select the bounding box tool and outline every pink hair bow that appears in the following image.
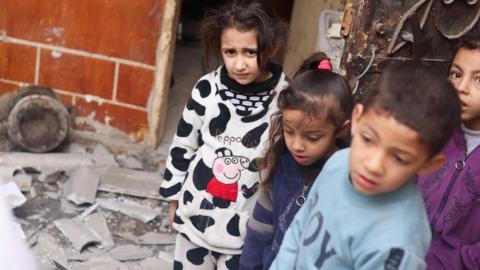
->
[317,59,332,71]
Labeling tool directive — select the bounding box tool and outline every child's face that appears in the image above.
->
[349,105,444,196]
[283,109,340,166]
[221,27,263,85]
[449,48,480,130]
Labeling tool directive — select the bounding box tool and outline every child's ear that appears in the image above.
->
[417,153,446,176]
[350,104,364,136]
[336,119,351,138]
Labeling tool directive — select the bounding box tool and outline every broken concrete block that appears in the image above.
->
[0,180,27,208]
[63,167,99,205]
[54,218,102,252]
[84,212,114,251]
[136,232,176,245]
[12,173,32,192]
[37,233,69,270]
[60,198,83,214]
[108,244,153,262]
[32,243,56,270]
[97,198,160,223]
[94,166,162,200]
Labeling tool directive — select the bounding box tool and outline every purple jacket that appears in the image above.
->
[417,128,480,269]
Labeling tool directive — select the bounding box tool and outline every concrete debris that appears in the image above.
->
[0,165,18,180]
[67,253,95,263]
[94,166,162,200]
[54,218,102,252]
[92,144,118,166]
[1,180,27,208]
[108,244,153,262]
[0,152,94,171]
[37,233,69,270]
[158,251,174,269]
[84,212,115,251]
[60,198,83,214]
[32,242,57,270]
[64,167,100,205]
[12,173,32,192]
[142,257,169,269]
[79,202,101,220]
[44,191,60,200]
[116,154,143,170]
[26,224,44,247]
[126,257,165,270]
[29,185,37,197]
[66,246,104,262]
[53,260,72,270]
[97,198,160,223]
[27,235,38,248]
[63,142,88,155]
[3,141,172,269]
[136,232,176,245]
[19,166,42,174]
[55,211,116,253]
[72,256,128,270]
[117,231,176,246]
[39,169,66,184]
[13,221,26,239]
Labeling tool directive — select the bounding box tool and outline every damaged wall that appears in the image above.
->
[0,0,169,143]
[340,0,480,100]
[283,0,347,77]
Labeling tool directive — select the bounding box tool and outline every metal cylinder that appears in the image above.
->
[7,86,70,152]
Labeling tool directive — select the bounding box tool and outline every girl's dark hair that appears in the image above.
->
[201,0,288,72]
[260,52,354,187]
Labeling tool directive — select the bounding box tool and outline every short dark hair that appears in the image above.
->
[452,35,480,60]
[201,0,288,72]
[363,62,461,156]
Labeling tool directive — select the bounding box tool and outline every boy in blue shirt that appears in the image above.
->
[270,63,461,270]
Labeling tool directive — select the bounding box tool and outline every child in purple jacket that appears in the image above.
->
[417,36,480,269]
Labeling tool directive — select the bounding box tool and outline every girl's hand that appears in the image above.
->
[169,200,178,225]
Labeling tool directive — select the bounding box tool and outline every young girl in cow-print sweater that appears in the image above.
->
[159,1,288,269]
[239,52,353,270]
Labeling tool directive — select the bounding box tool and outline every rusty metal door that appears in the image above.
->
[340,0,480,100]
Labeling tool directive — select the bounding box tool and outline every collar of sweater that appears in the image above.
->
[220,63,283,94]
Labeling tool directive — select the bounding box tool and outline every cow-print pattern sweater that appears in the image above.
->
[160,63,288,254]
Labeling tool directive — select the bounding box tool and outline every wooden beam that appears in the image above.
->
[148,0,180,148]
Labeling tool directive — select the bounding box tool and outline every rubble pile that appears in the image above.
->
[1,142,174,269]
